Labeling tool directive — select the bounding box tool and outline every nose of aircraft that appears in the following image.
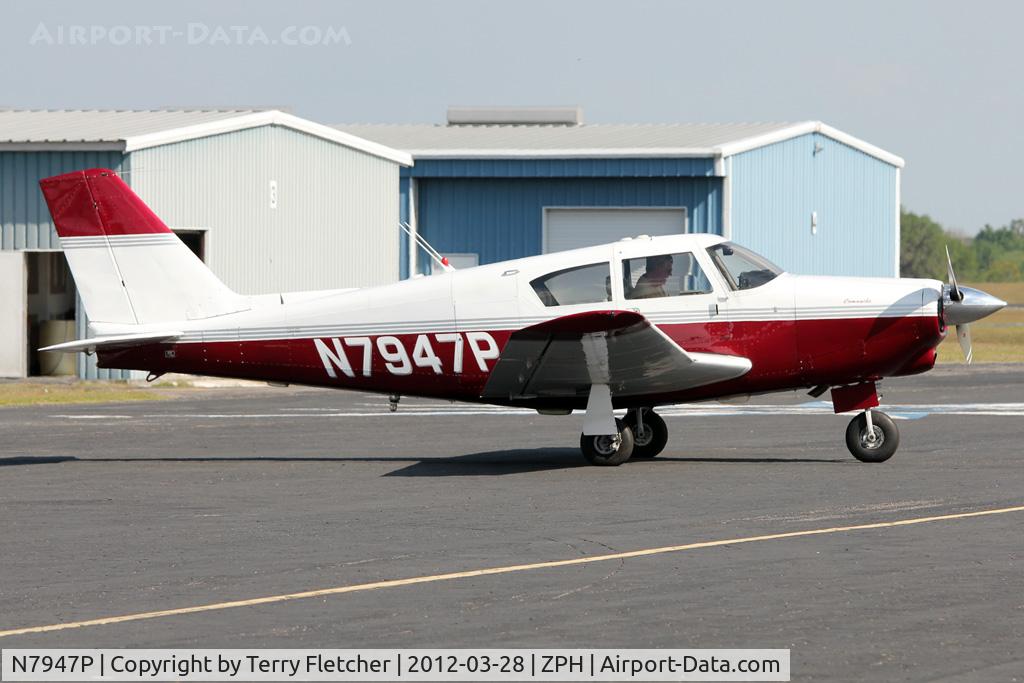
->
[943,286,1007,325]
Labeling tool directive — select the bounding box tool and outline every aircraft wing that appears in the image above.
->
[39,331,182,354]
[481,310,751,400]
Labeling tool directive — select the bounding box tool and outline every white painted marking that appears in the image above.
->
[49,402,1024,421]
[2,504,1022,638]
[465,331,500,371]
[434,333,465,374]
[52,410,536,419]
[56,415,133,420]
[343,337,373,377]
[313,338,354,379]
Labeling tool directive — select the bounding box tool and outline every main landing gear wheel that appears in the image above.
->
[580,418,634,466]
[845,410,899,463]
[626,409,668,459]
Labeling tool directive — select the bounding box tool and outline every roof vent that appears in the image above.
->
[446,106,582,126]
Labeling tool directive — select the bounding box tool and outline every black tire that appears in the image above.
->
[580,418,634,466]
[845,411,899,463]
[626,409,669,459]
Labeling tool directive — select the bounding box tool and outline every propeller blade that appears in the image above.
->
[956,324,973,364]
[945,245,963,302]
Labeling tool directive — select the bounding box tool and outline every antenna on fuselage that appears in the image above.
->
[399,222,454,273]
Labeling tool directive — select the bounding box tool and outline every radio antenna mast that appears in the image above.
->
[399,221,453,273]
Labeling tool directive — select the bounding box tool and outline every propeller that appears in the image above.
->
[942,246,1006,364]
[945,246,969,362]
[944,246,962,303]
[956,324,972,364]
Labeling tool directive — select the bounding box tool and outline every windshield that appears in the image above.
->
[707,242,783,291]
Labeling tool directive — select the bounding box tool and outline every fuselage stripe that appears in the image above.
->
[163,308,938,344]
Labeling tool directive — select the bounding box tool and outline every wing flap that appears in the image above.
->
[482,310,750,400]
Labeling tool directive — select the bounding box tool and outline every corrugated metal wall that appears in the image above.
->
[128,125,400,294]
[1,151,124,249]
[416,176,722,271]
[0,150,131,378]
[729,132,898,277]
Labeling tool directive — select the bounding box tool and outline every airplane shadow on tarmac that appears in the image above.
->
[0,456,78,466]
[385,449,586,476]
[0,451,846,476]
[384,450,847,476]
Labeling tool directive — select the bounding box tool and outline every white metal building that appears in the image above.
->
[0,109,411,378]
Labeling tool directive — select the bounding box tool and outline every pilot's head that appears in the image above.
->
[645,254,673,277]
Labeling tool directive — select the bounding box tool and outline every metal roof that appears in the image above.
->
[335,121,903,167]
[0,110,257,145]
[0,109,412,165]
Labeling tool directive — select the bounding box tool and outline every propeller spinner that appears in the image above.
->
[943,246,1007,363]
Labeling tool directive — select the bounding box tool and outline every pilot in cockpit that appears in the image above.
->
[630,254,673,299]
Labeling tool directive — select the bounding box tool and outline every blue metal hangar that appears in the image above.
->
[339,107,904,279]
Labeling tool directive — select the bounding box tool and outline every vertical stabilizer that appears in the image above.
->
[39,169,247,326]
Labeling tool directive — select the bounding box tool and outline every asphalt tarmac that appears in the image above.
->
[1,365,1022,681]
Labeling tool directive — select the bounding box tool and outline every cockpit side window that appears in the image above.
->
[530,262,612,307]
[707,242,783,291]
[623,252,713,300]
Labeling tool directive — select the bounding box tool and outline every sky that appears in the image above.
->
[1,0,1020,235]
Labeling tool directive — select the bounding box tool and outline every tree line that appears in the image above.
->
[900,210,1024,281]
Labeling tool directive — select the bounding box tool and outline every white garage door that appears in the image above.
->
[0,251,27,377]
[544,208,688,254]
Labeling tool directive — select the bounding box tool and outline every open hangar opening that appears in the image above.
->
[0,109,410,379]
[340,107,903,279]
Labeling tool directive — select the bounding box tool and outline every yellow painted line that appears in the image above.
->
[2,504,1022,639]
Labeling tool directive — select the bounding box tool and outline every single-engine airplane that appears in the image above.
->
[39,168,1006,465]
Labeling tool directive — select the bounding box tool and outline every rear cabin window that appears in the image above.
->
[623,252,713,300]
[530,262,612,307]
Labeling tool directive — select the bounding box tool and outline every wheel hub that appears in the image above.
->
[593,434,621,456]
[860,427,884,450]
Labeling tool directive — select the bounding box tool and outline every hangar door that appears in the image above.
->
[0,252,27,377]
[543,208,688,254]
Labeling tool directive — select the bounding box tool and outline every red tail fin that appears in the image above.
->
[38,168,245,326]
[39,168,172,238]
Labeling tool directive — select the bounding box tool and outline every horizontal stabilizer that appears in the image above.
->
[40,331,181,354]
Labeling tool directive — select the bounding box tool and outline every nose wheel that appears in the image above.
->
[845,410,899,463]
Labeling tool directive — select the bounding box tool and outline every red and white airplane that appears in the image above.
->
[40,168,1006,465]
